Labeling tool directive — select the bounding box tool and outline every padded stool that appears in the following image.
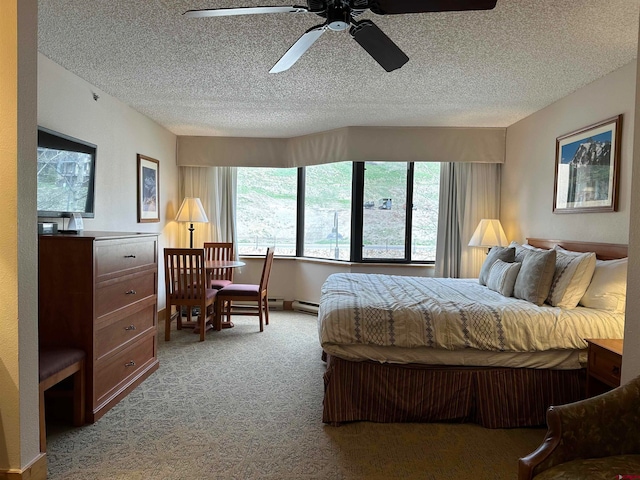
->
[38,347,86,452]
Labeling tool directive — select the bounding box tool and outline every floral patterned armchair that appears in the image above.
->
[518,375,640,480]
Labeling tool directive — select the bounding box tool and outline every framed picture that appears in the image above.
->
[137,154,160,223]
[553,115,622,214]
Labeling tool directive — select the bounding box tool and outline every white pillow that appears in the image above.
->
[487,259,522,297]
[579,258,628,312]
[546,246,596,309]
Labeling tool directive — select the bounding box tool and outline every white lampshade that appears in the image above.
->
[175,197,209,223]
[468,219,508,247]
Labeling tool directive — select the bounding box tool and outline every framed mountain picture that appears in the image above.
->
[137,154,160,223]
[553,115,622,214]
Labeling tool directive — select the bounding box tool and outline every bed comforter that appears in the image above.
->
[318,273,624,353]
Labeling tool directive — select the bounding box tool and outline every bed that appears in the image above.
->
[318,238,627,428]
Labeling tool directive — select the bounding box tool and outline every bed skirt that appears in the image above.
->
[322,353,586,428]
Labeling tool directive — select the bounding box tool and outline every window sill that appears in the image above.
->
[239,254,434,269]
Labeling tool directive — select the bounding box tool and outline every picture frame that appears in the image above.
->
[137,154,160,223]
[553,115,622,214]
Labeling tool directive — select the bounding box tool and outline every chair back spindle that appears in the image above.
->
[163,248,214,342]
[204,242,235,288]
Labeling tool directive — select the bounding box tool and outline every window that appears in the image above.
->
[362,162,408,260]
[411,162,440,261]
[236,167,297,256]
[236,161,440,262]
[354,162,440,262]
[303,162,352,260]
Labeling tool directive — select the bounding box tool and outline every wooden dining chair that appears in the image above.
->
[203,242,235,289]
[164,248,217,342]
[214,248,275,332]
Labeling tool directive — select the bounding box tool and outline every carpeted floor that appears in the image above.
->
[46,311,545,479]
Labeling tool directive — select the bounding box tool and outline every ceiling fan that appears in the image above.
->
[184,0,498,73]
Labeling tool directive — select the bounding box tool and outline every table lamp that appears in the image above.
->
[175,197,209,248]
[468,219,508,253]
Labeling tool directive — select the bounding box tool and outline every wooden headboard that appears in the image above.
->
[527,238,628,260]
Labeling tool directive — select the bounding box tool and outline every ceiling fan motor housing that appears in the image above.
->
[326,3,351,30]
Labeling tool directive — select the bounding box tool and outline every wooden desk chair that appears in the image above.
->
[203,242,235,289]
[164,248,217,342]
[214,248,275,332]
[39,347,85,452]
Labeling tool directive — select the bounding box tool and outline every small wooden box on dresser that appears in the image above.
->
[38,231,160,423]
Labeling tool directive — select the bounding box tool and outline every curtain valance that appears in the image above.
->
[177,126,506,167]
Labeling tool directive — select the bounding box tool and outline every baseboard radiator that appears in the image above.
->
[268,298,285,310]
[292,300,320,315]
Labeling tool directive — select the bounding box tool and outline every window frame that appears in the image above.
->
[237,161,437,264]
[351,162,423,264]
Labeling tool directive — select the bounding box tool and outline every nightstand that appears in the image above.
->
[585,338,623,397]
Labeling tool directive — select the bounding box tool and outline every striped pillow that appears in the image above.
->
[546,247,596,309]
[513,249,557,306]
[487,259,521,297]
[478,246,516,286]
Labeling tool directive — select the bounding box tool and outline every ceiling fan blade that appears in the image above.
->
[370,0,498,15]
[349,20,408,72]
[183,6,309,18]
[270,25,326,73]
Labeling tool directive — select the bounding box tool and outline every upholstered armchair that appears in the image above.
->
[518,375,640,479]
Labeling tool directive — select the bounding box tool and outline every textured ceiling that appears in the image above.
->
[38,0,640,138]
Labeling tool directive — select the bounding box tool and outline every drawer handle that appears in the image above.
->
[125,290,137,295]
[125,361,136,367]
[124,255,136,258]
[124,325,136,331]
[612,366,621,376]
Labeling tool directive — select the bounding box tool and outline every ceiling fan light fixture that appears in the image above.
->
[328,20,349,31]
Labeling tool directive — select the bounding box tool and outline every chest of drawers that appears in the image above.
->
[38,231,159,423]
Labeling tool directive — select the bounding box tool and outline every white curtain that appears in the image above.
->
[178,166,237,251]
[435,163,502,278]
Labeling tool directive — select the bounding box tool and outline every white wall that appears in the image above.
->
[622,23,640,383]
[502,59,640,382]
[502,60,636,244]
[38,54,180,309]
